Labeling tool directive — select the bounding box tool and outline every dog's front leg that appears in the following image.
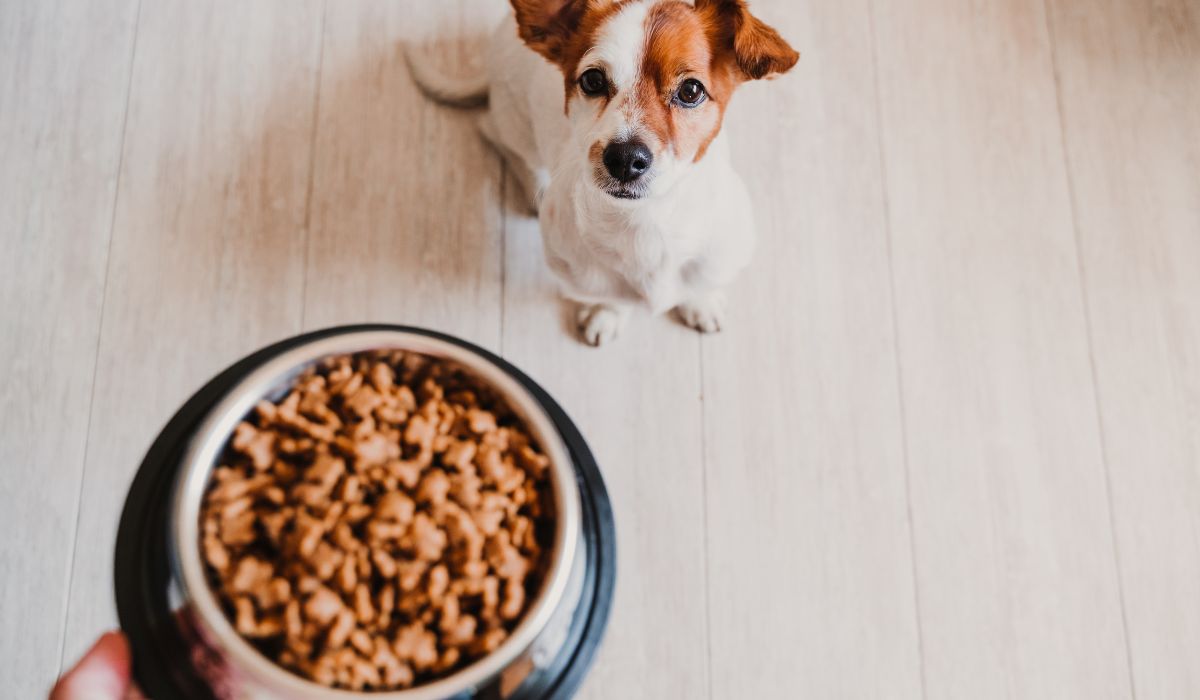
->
[574,300,631,347]
[672,249,743,334]
[542,229,635,347]
[674,289,728,334]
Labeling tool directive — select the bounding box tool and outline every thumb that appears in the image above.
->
[50,631,133,700]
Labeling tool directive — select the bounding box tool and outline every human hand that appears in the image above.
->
[50,631,145,700]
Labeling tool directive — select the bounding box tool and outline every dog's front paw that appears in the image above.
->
[674,293,727,333]
[576,303,627,346]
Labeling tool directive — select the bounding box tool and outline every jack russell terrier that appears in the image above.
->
[407,0,798,345]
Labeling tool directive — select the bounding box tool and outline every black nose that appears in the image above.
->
[602,140,653,183]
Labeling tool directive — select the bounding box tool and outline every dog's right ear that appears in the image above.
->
[510,0,589,64]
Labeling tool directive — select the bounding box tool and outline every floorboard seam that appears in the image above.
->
[498,163,508,356]
[697,336,715,700]
[299,0,329,333]
[866,1,928,696]
[1039,3,1138,697]
[55,0,144,676]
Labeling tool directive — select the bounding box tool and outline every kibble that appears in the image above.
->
[200,351,553,691]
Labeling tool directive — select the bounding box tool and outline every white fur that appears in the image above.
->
[584,2,648,90]
[481,1,757,345]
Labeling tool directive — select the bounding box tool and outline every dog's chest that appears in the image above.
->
[541,175,731,313]
[582,211,699,311]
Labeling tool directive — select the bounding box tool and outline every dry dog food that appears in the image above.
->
[199,351,554,691]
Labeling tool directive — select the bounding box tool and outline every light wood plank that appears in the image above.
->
[1045,1,1200,696]
[10,0,1196,696]
[60,0,324,666]
[869,0,1133,696]
[700,1,924,698]
[501,198,709,697]
[302,0,506,350]
[0,0,138,694]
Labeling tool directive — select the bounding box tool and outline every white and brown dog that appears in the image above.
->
[408,0,798,345]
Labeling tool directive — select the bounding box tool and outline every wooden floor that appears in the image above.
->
[3,0,1198,697]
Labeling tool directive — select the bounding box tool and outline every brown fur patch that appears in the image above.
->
[639,1,725,161]
[510,0,591,64]
[556,2,626,112]
[695,0,800,80]
[644,0,799,160]
[588,140,605,162]
[510,1,628,111]
[509,0,629,113]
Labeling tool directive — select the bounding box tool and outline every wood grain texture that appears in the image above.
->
[302,0,506,349]
[701,1,924,698]
[0,0,138,694]
[501,200,710,698]
[59,0,324,666]
[6,0,1200,695]
[1046,1,1200,696]
[869,0,1132,697]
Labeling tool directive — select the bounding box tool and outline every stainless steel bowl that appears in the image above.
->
[167,330,587,699]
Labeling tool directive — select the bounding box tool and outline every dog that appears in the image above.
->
[407,0,798,345]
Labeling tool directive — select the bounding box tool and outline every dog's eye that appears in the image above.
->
[579,69,608,97]
[675,78,707,107]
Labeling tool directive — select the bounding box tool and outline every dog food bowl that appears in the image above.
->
[114,325,615,699]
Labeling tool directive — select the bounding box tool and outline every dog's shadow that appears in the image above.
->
[198,22,555,349]
[169,12,572,358]
[297,32,521,340]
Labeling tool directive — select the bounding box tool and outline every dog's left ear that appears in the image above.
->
[510,0,590,64]
[696,0,799,80]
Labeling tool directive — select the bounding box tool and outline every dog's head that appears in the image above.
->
[511,0,798,201]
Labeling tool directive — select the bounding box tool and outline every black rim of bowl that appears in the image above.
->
[113,324,616,700]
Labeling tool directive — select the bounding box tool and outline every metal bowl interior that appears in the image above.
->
[170,330,581,699]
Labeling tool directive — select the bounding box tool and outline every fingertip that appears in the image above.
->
[93,631,132,669]
[51,631,133,700]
